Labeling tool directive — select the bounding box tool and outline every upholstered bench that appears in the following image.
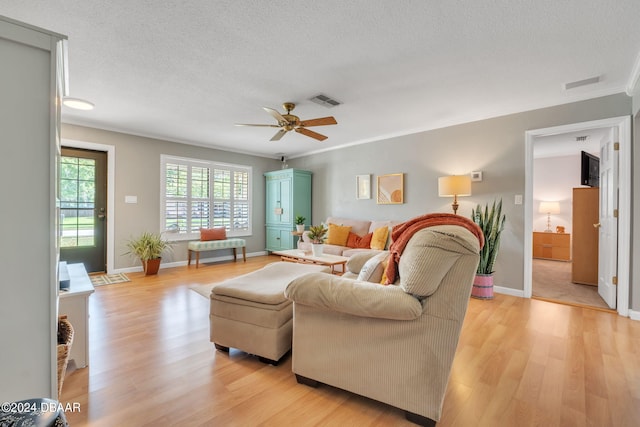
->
[209,262,330,364]
[188,238,246,268]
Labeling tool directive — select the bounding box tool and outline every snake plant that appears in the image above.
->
[472,199,506,274]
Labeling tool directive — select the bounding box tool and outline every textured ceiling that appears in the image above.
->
[2,1,640,158]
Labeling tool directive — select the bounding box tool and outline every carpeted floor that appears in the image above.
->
[532,259,609,309]
[90,273,130,286]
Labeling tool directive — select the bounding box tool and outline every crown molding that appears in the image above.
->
[626,51,640,96]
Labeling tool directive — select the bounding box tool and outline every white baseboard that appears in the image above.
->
[628,309,640,321]
[112,250,268,274]
[494,285,524,298]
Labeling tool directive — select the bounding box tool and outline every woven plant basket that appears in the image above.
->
[57,315,74,397]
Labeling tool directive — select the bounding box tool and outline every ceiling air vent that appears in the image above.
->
[564,76,600,90]
[309,94,341,108]
[576,136,589,142]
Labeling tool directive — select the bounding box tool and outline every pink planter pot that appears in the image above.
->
[471,273,494,299]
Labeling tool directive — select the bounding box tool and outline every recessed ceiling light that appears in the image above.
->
[63,97,95,110]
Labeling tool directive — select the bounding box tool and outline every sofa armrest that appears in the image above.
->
[285,273,422,320]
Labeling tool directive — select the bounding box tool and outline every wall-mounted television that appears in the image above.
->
[581,150,599,187]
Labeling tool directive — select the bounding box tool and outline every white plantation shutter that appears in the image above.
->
[161,155,252,239]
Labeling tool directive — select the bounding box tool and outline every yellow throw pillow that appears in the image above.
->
[326,223,352,246]
[370,226,389,250]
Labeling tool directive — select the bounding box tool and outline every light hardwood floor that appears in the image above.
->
[61,256,640,426]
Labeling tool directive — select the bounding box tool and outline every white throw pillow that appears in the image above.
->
[357,252,390,283]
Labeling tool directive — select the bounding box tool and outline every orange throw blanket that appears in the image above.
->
[383,213,484,285]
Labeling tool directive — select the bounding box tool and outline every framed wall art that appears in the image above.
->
[377,173,404,204]
[356,174,371,199]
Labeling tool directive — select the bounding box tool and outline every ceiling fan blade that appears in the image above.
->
[299,116,337,127]
[235,123,280,127]
[270,129,288,141]
[263,107,288,124]
[295,127,327,141]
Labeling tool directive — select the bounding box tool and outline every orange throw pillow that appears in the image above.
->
[200,227,227,241]
[327,223,351,246]
[346,232,373,248]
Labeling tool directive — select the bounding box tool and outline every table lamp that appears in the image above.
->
[438,175,472,215]
[539,201,560,232]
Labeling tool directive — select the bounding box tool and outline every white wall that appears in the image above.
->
[532,154,581,234]
[0,17,63,402]
[291,93,632,295]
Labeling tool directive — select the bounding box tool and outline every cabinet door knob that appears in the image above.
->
[593,223,601,228]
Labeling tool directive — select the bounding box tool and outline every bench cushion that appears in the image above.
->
[189,238,245,251]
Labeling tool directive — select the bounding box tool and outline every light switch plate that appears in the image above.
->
[125,195,138,204]
[514,194,523,205]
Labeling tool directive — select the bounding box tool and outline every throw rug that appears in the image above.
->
[190,283,215,299]
[90,273,130,286]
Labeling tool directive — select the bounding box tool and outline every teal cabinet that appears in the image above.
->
[264,169,311,251]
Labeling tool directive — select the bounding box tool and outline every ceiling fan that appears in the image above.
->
[235,102,337,142]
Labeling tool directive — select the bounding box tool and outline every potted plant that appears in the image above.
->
[125,231,173,275]
[306,224,327,256]
[471,199,506,299]
[295,215,306,233]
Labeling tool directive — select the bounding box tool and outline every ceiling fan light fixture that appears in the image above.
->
[237,102,337,142]
[63,97,95,110]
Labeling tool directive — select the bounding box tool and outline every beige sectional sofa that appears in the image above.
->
[298,216,400,256]
[285,224,482,425]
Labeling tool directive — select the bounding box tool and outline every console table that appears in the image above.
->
[59,263,95,368]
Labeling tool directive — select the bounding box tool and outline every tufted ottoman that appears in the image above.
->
[209,262,330,364]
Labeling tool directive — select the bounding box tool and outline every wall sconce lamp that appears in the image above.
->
[539,201,560,232]
[438,175,472,215]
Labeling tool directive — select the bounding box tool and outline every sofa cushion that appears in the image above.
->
[399,227,471,297]
[357,251,390,283]
[346,251,380,274]
[327,223,351,246]
[322,244,349,256]
[326,217,371,237]
[370,226,389,250]
[368,220,396,234]
[342,248,384,257]
[346,231,373,248]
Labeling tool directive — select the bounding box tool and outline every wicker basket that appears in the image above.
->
[57,315,74,397]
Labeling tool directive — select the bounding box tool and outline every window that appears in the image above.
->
[60,155,96,247]
[161,155,252,239]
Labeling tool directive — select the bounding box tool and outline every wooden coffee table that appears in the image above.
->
[273,249,348,275]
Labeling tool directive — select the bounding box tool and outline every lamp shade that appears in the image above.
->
[438,175,472,197]
[538,201,560,214]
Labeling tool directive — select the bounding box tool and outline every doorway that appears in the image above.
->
[530,130,608,309]
[524,116,631,317]
[60,147,107,273]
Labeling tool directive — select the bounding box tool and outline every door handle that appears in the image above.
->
[98,214,106,220]
[593,223,601,228]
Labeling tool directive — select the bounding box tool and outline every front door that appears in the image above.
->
[60,147,107,273]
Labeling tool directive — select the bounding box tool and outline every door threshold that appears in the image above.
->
[531,296,616,313]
